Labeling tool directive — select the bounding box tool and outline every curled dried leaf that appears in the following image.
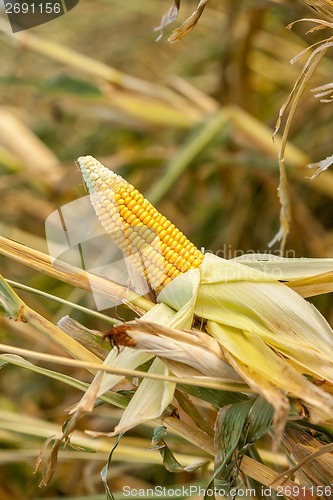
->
[108,320,240,380]
[154,1,180,42]
[312,80,333,101]
[168,0,210,43]
[307,154,333,179]
[280,428,333,487]
[34,435,62,487]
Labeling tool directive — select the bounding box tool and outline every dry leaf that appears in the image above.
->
[168,0,209,44]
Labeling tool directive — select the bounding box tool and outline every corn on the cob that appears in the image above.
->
[77,156,204,293]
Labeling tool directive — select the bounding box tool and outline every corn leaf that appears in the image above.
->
[214,397,274,491]
[193,255,333,383]
[108,320,240,380]
[178,385,249,408]
[112,357,175,435]
[159,254,333,434]
[69,273,200,434]
[283,427,333,487]
[234,253,333,280]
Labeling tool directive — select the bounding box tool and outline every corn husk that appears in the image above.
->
[68,268,202,434]
[233,253,333,280]
[158,253,333,433]
[71,250,333,446]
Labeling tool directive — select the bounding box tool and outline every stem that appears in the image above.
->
[0,236,154,313]
[277,46,328,254]
[6,279,119,325]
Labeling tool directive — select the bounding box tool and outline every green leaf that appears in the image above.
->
[151,425,208,474]
[242,396,274,448]
[151,425,167,447]
[178,384,248,408]
[0,274,23,319]
[45,75,103,97]
[100,433,124,500]
[0,354,129,409]
[158,442,186,473]
[217,400,254,467]
[151,425,185,472]
[212,397,273,492]
[151,432,188,473]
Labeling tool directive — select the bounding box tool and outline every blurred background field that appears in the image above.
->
[0,0,333,498]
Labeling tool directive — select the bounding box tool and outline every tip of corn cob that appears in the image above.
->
[77,155,204,294]
[77,155,124,191]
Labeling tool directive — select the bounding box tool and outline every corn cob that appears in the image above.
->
[77,156,204,294]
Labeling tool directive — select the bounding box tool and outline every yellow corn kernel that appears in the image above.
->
[78,155,204,293]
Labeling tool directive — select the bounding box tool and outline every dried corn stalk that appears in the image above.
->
[274,3,333,250]
[300,0,333,20]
